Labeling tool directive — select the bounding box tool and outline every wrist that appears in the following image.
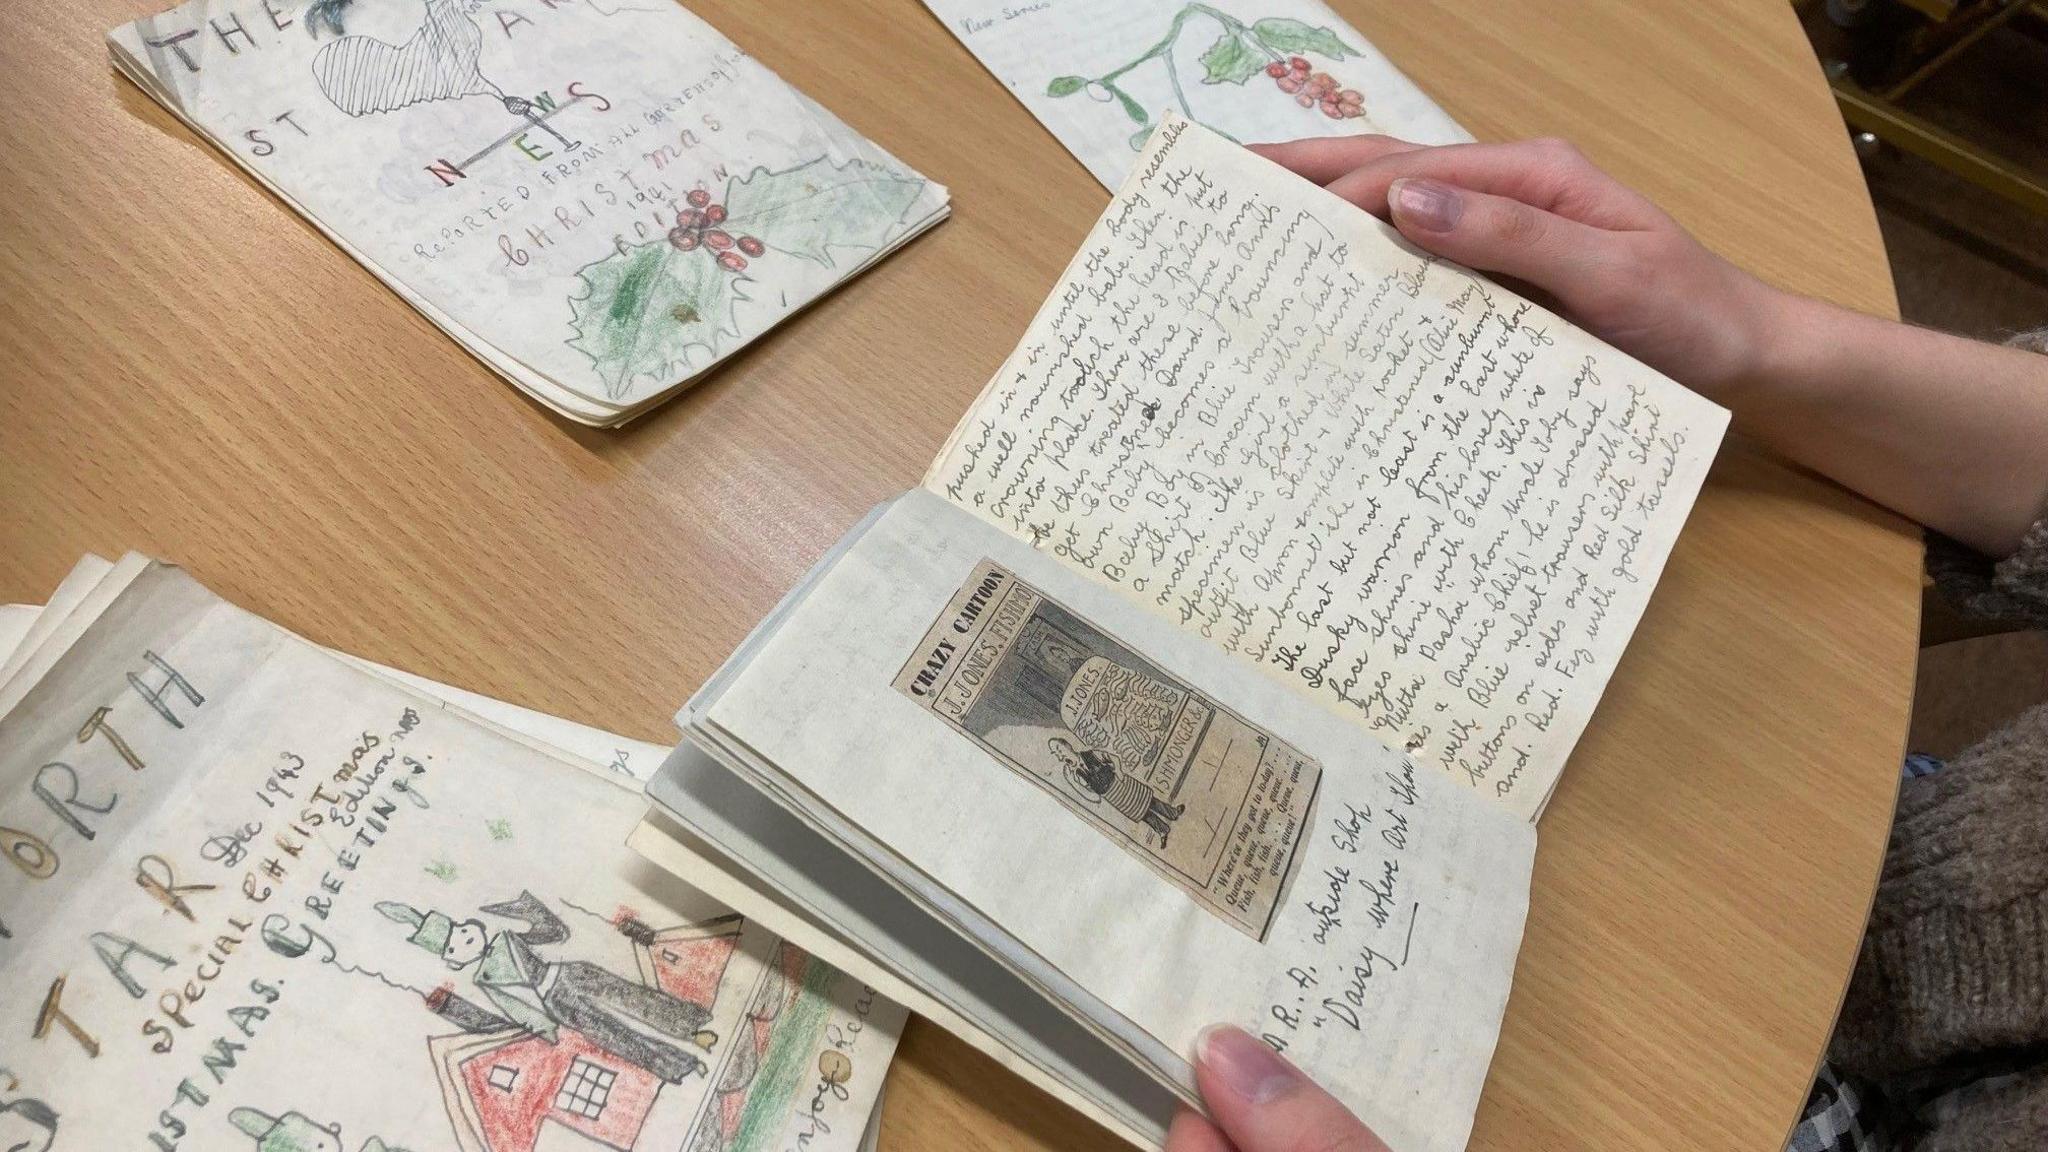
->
[1710,272,1811,413]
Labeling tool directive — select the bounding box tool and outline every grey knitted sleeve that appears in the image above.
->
[1829,701,2048,1077]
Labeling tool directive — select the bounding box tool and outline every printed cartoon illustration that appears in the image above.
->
[894,560,1322,940]
[1044,4,1367,150]
[378,891,720,1084]
[228,1106,413,1152]
[565,157,931,398]
[1049,735,1185,847]
[0,1097,56,1152]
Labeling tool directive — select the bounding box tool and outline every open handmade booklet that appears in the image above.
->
[107,0,948,426]
[922,0,1469,188]
[637,115,1729,1150]
[0,557,899,1152]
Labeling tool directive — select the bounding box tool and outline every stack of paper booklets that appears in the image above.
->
[635,116,1732,1151]
[0,556,894,1152]
[107,0,949,425]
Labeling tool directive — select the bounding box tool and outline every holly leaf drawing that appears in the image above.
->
[723,158,928,267]
[1199,30,1266,85]
[567,241,739,400]
[1251,17,1358,61]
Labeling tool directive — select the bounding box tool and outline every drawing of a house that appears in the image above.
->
[429,918,746,1152]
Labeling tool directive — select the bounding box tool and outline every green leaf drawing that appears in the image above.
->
[1198,30,1266,85]
[1251,17,1357,60]
[567,239,739,400]
[1130,126,1154,150]
[723,157,929,267]
[567,156,927,398]
[1047,74,1087,97]
[1113,86,1149,125]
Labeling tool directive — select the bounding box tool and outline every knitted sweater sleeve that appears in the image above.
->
[1829,701,2048,1078]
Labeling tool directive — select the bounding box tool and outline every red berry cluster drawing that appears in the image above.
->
[1045,6,1370,151]
[1265,56,1363,119]
[669,187,767,273]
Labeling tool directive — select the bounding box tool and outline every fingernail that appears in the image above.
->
[1390,178,1460,231]
[1196,1025,1301,1104]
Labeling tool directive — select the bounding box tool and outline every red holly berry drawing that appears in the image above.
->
[668,192,765,273]
[1046,8,1369,146]
[1270,54,1363,119]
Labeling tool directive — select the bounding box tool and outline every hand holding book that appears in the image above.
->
[1167,1025,1390,1152]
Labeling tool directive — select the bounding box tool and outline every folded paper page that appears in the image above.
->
[922,0,1468,188]
[927,115,1729,818]
[689,490,1534,1152]
[0,562,900,1152]
[107,0,948,425]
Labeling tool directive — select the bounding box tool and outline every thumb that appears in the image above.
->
[1194,1026,1392,1152]
[1383,176,1620,307]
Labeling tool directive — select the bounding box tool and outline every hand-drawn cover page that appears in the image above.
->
[921,0,1469,188]
[0,565,900,1152]
[893,559,1320,940]
[108,0,946,409]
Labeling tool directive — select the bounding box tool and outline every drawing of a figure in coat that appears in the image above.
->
[377,890,719,1082]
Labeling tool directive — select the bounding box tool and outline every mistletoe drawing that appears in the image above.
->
[566,157,928,399]
[1046,4,1365,151]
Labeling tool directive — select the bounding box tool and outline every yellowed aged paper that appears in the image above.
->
[893,559,1320,940]
[925,115,1729,819]
[691,491,1534,1152]
[0,563,900,1152]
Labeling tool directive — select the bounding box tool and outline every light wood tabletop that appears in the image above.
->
[0,1,1918,1149]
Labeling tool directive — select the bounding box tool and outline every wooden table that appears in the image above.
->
[0,1,1918,1149]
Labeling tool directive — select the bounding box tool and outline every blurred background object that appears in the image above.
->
[1801,0,2048,338]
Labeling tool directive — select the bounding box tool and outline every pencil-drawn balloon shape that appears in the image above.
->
[312,0,502,117]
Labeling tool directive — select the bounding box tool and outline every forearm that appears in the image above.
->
[1730,290,2048,556]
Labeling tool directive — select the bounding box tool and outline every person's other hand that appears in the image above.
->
[1250,135,1786,402]
[1166,1025,1392,1152]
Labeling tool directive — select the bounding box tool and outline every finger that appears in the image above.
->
[1194,1026,1391,1152]
[1164,1109,1237,1152]
[1247,134,1426,185]
[1323,137,1657,229]
[1385,177,1626,306]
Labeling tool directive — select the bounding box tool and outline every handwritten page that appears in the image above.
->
[0,562,900,1152]
[690,491,1534,1152]
[107,0,948,425]
[926,116,1729,819]
[922,0,1468,189]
